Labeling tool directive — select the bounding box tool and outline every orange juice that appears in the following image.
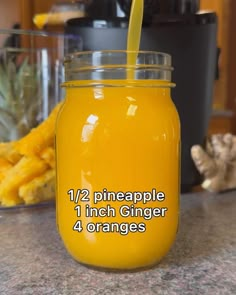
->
[56,51,180,269]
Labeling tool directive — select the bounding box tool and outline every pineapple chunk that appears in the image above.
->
[0,157,13,172]
[1,191,22,207]
[40,147,55,168]
[13,102,63,156]
[0,157,13,183]
[19,169,55,205]
[0,156,48,206]
[0,142,21,164]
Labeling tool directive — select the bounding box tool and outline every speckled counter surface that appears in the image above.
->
[0,191,236,295]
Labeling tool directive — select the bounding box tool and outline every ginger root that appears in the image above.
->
[191,133,236,192]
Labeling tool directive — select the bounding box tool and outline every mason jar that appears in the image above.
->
[56,50,180,270]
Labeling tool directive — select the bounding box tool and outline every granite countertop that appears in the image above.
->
[0,191,236,295]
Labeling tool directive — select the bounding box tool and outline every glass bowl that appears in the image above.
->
[0,29,82,208]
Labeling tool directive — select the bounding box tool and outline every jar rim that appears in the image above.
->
[64,50,172,67]
[65,50,171,59]
[64,50,173,82]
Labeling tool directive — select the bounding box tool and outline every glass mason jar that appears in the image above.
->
[56,50,180,270]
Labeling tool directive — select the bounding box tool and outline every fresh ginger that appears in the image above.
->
[191,133,236,192]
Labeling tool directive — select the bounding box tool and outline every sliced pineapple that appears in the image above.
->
[0,102,62,206]
[0,156,48,206]
[40,147,55,168]
[19,169,55,205]
[0,142,21,164]
[0,157,13,183]
[13,101,63,156]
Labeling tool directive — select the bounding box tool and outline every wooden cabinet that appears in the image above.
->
[208,113,233,135]
[201,0,236,134]
[201,0,230,111]
[0,0,20,32]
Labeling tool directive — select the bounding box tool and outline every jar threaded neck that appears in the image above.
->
[64,50,173,83]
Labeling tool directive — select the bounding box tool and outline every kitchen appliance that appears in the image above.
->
[65,0,217,192]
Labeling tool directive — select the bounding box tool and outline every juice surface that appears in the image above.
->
[56,80,180,269]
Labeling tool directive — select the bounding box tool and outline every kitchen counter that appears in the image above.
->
[0,191,236,295]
